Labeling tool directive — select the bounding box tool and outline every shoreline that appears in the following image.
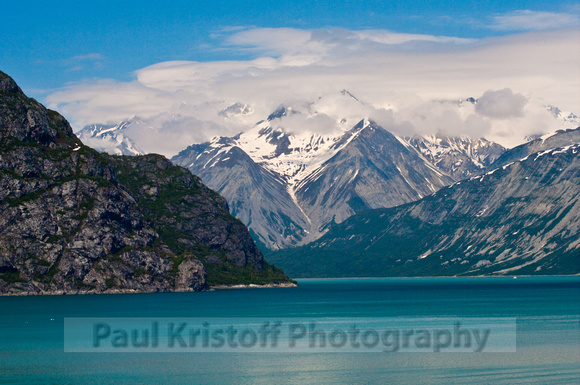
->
[210,282,299,290]
[3,276,578,296]
[291,274,580,280]
[0,282,299,296]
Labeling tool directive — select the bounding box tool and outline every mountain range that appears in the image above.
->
[267,134,580,277]
[3,66,577,282]
[78,93,579,252]
[172,115,455,249]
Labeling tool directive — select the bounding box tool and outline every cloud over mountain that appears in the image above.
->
[476,88,528,119]
[46,27,580,154]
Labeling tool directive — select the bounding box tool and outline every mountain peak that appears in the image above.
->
[352,118,376,131]
[405,134,506,180]
[0,72,79,149]
[173,117,454,249]
[0,71,22,94]
[219,102,253,117]
[490,126,580,169]
[267,106,296,121]
[76,120,145,156]
[340,89,360,102]
[544,105,579,127]
[268,141,580,278]
[546,105,562,119]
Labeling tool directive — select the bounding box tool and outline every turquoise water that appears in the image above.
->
[1,277,579,384]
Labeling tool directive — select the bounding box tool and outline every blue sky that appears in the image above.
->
[2,0,578,98]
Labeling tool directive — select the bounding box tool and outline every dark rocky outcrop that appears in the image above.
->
[0,71,292,295]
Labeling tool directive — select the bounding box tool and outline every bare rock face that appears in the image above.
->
[0,70,291,295]
[0,74,74,147]
[175,258,206,292]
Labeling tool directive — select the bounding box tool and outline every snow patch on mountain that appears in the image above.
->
[404,135,506,180]
[76,118,146,156]
[545,105,580,127]
[219,102,253,117]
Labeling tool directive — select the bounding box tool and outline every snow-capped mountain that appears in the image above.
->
[76,92,579,250]
[232,107,366,186]
[405,135,506,180]
[219,102,253,117]
[521,106,579,144]
[268,141,580,277]
[76,118,145,156]
[172,110,453,249]
[490,126,580,170]
[545,105,580,127]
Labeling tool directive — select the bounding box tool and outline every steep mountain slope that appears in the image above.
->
[173,116,453,249]
[267,144,580,278]
[173,137,311,249]
[294,120,453,229]
[406,135,506,180]
[490,127,580,169]
[0,71,292,295]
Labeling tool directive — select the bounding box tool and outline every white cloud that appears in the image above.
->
[394,100,492,139]
[353,30,474,45]
[46,27,580,155]
[476,88,528,119]
[490,10,580,31]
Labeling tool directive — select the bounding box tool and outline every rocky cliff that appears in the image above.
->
[0,71,292,295]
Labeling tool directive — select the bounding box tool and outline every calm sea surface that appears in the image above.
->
[1,277,579,384]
